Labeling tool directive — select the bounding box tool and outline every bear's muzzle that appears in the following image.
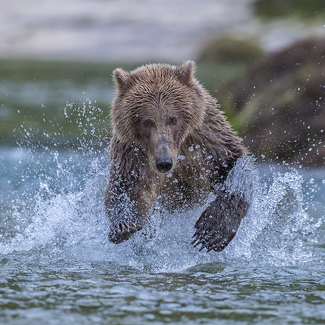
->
[156,156,173,173]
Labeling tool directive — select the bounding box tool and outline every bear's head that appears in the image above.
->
[111,61,207,174]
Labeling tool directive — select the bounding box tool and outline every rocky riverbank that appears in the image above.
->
[218,38,325,166]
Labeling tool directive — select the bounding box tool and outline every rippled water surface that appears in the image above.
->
[1,139,325,324]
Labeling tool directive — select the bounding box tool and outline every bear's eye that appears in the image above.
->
[143,120,151,128]
[170,117,177,125]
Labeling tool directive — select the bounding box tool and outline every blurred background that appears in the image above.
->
[0,0,324,165]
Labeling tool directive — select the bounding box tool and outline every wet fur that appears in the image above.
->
[105,61,250,251]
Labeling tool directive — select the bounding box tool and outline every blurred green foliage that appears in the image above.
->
[254,0,325,20]
[198,36,264,65]
[0,59,136,83]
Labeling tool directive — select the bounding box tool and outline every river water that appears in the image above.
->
[0,120,325,324]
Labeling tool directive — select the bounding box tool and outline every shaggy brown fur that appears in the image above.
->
[105,61,250,252]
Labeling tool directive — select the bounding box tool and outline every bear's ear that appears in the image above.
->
[113,68,131,94]
[176,60,195,85]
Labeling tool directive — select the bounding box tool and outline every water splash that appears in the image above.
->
[0,100,324,272]
[224,166,321,267]
[2,150,322,272]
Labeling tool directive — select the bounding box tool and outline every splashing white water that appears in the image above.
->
[0,99,323,272]
[1,148,322,272]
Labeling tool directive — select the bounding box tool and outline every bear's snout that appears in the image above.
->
[156,156,173,173]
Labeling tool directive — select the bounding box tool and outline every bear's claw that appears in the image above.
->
[191,195,245,253]
[191,230,236,252]
[109,216,146,244]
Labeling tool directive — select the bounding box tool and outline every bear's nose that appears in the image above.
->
[156,157,173,173]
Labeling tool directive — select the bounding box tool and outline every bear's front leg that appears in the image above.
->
[105,183,153,244]
[192,190,249,252]
[108,205,147,244]
[105,138,155,244]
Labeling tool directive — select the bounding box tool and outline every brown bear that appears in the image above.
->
[105,61,251,252]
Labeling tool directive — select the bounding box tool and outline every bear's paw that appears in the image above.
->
[109,214,146,244]
[191,194,248,252]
